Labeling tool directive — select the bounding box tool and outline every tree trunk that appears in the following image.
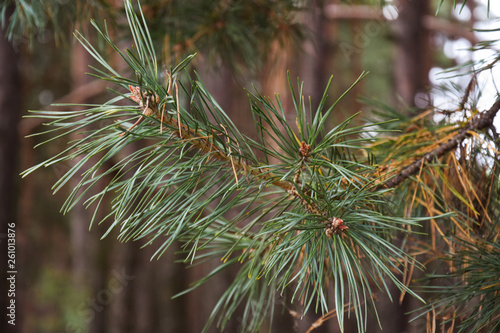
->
[69,30,108,333]
[0,11,22,333]
[394,0,432,110]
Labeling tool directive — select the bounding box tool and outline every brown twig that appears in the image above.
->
[383,97,500,188]
[155,98,294,192]
[305,301,361,333]
[459,73,477,111]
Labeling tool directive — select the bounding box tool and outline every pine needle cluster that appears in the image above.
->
[18,0,500,332]
[20,1,438,331]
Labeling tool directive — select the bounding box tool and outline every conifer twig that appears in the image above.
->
[383,97,500,188]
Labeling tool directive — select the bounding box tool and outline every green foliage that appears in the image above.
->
[144,0,304,73]
[21,1,442,332]
[416,237,500,332]
[0,0,112,45]
[30,267,87,332]
[1,0,303,74]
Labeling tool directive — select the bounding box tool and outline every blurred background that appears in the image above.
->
[1,0,498,332]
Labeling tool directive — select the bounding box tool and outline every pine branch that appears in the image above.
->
[21,2,444,332]
[132,87,293,190]
[383,97,500,188]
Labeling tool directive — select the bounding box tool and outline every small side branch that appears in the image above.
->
[383,97,500,188]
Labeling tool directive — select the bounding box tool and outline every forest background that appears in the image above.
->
[1,0,500,332]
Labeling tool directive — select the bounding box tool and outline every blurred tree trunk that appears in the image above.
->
[391,1,433,331]
[258,6,340,331]
[68,28,189,333]
[0,10,21,333]
[395,0,432,109]
[69,29,108,333]
[105,142,187,333]
[297,3,421,332]
[188,65,249,333]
